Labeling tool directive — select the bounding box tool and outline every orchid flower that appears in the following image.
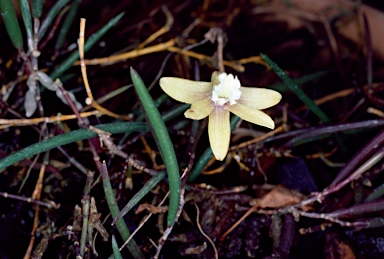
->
[160,71,282,161]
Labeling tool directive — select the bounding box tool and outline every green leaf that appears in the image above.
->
[0,122,148,171]
[101,163,143,259]
[32,0,43,18]
[269,70,332,92]
[0,0,24,49]
[113,171,166,225]
[18,0,33,45]
[38,0,71,39]
[130,68,181,227]
[261,53,330,123]
[111,235,123,259]
[49,12,124,80]
[55,0,82,50]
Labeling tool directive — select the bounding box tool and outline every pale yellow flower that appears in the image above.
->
[160,72,282,161]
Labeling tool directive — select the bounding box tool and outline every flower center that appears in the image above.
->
[211,73,242,106]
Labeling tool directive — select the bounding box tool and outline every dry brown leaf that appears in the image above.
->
[184,242,208,255]
[135,203,168,214]
[90,197,109,242]
[339,241,356,259]
[257,185,305,208]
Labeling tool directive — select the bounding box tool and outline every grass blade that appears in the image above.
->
[32,0,43,18]
[365,183,384,202]
[113,171,166,225]
[130,67,180,227]
[111,235,123,259]
[101,162,143,259]
[49,12,124,80]
[269,70,332,92]
[0,0,24,49]
[18,0,33,47]
[0,122,148,171]
[55,0,82,50]
[38,0,71,40]
[261,53,330,123]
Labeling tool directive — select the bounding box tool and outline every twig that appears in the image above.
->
[80,171,94,256]
[119,192,170,251]
[138,5,173,49]
[194,203,218,259]
[78,18,131,121]
[0,110,101,127]
[0,191,59,209]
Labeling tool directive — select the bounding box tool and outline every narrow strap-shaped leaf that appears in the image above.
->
[0,122,148,171]
[269,70,332,92]
[130,68,180,227]
[113,171,166,225]
[38,0,71,39]
[0,0,24,49]
[32,0,43,18]
[18,0,33,45]
[261,54,330,123]
[111,235,123,259]
[49,12,124,80]
[55,0,82,50]
[365,181,384,202]
[101,163,143,259]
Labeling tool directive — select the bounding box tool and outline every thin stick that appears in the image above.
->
[138,6,173,49]
[230,125,284,150]
[78,18,132,120]
[0,110,100,127]
[194,203,218,259]
[75,39,246,72]
[119,192,170,251]
[0,191,59,209]
[23,151,49,259]
[220,202,258,241]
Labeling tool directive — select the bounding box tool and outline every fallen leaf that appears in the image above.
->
[257,185,305,208]
[135,203,168,214]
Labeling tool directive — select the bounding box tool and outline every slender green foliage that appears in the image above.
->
[0,0,23,49]
[0,122,147,171]
[111,235,123,259]
[55,0,82,50]
[38,0,71,39]
[96,84,132,104]
[32,0,43,18]
[269,70,332,92]
[113,171,166,225]
[101,163,143,259]
[188,116,240,181]
[18,0,33,45]
[366,183,384,202]
[162,103,190,122]
[135,94,168,121]
[49,12,124,80]
[80,172,93,256]
[261,54,330,123]
[130,68,180,227]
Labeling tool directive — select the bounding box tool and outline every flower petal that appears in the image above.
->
[160,77,212,103]
[208,108,230,161]
[227,103,275,129]
[184,98,214,120]
[238,87,282,109]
